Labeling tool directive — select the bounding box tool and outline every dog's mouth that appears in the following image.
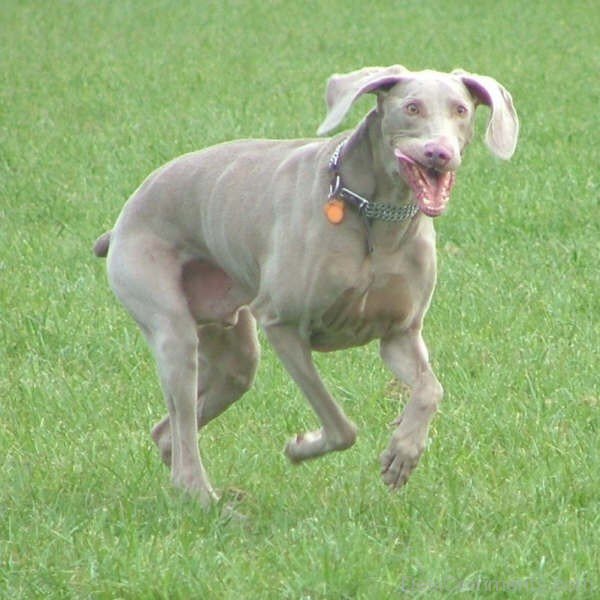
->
[395,151,456,217]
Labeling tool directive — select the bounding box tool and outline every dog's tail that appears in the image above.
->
[93,230,111,258]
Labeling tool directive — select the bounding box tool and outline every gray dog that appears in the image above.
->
[93,65,518,508]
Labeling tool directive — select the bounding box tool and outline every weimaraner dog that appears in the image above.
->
[93,65,518,508]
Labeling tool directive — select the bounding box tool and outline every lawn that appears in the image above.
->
[1,1,599,598]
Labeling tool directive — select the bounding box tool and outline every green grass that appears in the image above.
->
[1,1,599,598]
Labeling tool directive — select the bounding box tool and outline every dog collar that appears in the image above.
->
[328,140,420,223]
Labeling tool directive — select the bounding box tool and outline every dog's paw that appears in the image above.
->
[151,424,172,467]
[380,435,425,489]
[285,429,329,463]
[285,424,357,463]
[218,501,249,524]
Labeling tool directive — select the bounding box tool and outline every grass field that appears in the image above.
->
[1,1,599,598]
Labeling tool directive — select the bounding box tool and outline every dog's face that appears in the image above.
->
[318,66,519,217]
[378,74,478,216]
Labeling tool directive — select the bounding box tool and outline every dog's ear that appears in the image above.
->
[317,65,409,136]
[453,70,519,160]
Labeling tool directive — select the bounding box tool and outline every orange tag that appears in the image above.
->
[324,199,345,224]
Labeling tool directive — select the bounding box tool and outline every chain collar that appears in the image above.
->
[328,140,420,223]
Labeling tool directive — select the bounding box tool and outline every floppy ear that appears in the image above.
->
[317,65,410,136]
[453,70,519,159]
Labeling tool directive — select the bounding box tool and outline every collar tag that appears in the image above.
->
[324,198,345,224]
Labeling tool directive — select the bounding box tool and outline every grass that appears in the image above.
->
[1,0,599,598]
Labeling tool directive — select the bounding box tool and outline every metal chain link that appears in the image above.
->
[362,201,420,222]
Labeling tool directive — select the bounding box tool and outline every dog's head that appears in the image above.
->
[318,66,519,216]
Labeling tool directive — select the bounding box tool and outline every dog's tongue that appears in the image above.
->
[396,153,456,217]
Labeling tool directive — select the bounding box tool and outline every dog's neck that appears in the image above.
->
[336,110,425,254]
[339,110,413,209]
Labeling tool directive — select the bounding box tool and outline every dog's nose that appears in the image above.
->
[423,142,453,168]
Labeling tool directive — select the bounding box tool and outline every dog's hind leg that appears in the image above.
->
[107,237,220,506]
[152,307,260,466]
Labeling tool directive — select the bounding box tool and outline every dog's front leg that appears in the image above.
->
[379,328,443,489]
[263,324,357,462]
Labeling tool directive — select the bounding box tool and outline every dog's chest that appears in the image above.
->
[309,251,433,351]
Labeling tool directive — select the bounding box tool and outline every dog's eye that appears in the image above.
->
[456,104,468,117]
[405,102,420,116]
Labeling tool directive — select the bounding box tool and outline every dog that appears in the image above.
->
[93,65,518,507]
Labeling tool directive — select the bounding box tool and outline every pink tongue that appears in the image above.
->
[422,169,453,205]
